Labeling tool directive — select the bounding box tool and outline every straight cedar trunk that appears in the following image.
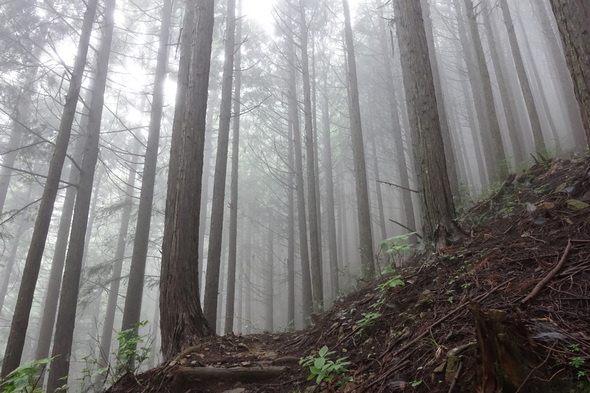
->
[533,0,586,149]
[376,1,418,237]
[498,0,546,152]
[285,104,297,327]
[548,0,590,144]
[204,0,237,332]
[481,5,525,165]
[224,0,243,335]
[265,226,274,332]
[321,67,339,299]
[298,0,324,308]
[34,83,90,364]
[47,0,117,389]
[159,0,214,359]
[120,0,172,334]
[97,151,139,375]
[514,8,561,154]
[454,0,491,186]
[393,0,456,248]
[343,0,374,277]
[0,0,98,379]
[286,14,313,320]
[464,0,506,178]
[420,0,459,198]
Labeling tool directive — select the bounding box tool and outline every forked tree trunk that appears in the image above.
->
[0,0,98,379]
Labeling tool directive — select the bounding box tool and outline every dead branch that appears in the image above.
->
[521,239,572,304]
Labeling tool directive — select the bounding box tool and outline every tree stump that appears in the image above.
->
[470,303,543,393]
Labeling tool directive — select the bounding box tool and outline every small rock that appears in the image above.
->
[222,389,245,393]
[415,289,435,309]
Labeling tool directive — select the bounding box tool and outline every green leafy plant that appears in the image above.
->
[569,357,586,379]
[357,312,382,330]
[299,346,351,386]
[379,233,415,267]
[116,320,152,375]
[0,357,55,393]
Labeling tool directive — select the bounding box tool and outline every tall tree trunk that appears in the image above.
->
[343,0,374,277]
[204,0,237,332]
[454,0,491,186]
[0,0,98,379]
[265,225,274,332]
[481,5,525,165]
[47,0,117,389]
[420,0,459,197]
[286,15,313,320]
[321,67,339,299]
[159,0,214,360]
[513,6,561,154]
[120,0,172,336]
[533,0,587,149]
[224,0,243,335]
[375,2,418,238]
[498,0,546,152]
[464,0,506,178]
[97,150,139,376]
[298,0,324,308]
[393,0,456,248]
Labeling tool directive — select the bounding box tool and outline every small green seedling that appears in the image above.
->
[300,346,351,386]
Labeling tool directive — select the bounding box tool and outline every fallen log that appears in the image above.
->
[175,365,286,383]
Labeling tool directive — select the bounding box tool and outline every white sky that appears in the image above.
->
[242,0,363,30]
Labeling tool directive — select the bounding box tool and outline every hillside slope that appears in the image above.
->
[108,155,590,393]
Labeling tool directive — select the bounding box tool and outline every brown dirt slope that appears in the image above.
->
[107,154,590,393]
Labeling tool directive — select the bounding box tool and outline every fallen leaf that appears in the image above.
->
[567,199,589,210]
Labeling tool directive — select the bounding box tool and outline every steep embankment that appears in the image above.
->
[108,154,590,393]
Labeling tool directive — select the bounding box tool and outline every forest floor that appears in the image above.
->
[107,154,590,393]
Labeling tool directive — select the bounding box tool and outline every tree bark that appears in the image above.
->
[481,4,525,165]
[376,2,418,239]
[0,0,98,379]
[224,0,243,335]
[121,0,172,336]
[533,0,586,149]
[393,0,456,248]
[47,0,117,389]
[299,0,324,308]
[285,10,313,320]
[548,0,590,144]
[203,0,237,332]
[420,0,459,197]
[97,149,139,376]
[499,0,546,152]
[343,0,374,276]
[321,66,339,299]
[159,0,214,360]
[464,0,506,178]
